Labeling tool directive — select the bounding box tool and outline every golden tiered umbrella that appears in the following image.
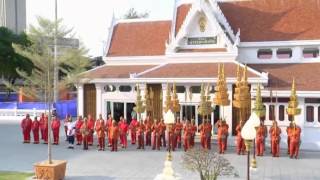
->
[233,65,251,123]
[198,84,212,121]
[213,64,230,119]
[286,78,301,122]
[171,83,181,117]
[253,84,266,118]
[134,85,146,122]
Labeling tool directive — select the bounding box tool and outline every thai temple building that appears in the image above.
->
[78,0,320,150]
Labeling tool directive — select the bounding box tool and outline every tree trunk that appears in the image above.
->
[200,172,205,180]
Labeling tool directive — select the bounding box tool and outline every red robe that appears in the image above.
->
[119,121,129,148]
[289,126,301,158]
[256,125,266,156]
[32,119,40,144]
[51,118,60,144]
[39,115,45,140]
[137,122,145,149]
[129,119,138,144]
[43,117,49,143]
[95,119,105,150]
[87,118,95,145]
[190,124,197,147]
[183,124,192,152]
[106,118,113,146]
[175,122,183,149]
[159,122,166,147]
[168,124,176,151]
[217,124,228,154]
[204,123,212,150]
[199,123,205,149]
[236,124,245,155]
[110,125,120,152]
[151,123,161,150]
[270,125,281,157]
[21,117,32,143]
[144,120,152,146]
[75,120,83,145]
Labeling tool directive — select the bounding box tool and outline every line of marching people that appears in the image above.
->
[21,113,302,158]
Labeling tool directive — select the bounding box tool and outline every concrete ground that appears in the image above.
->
[1,120,320,180]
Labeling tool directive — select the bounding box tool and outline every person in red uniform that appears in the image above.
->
[95,114,106,151]
[119,117,129,148]
[106,114,113,147]
[286,121,294,154]
[175,117,183,149]
[199,121,205,149]
[183,120,192,152]
[21,114,32,143]
[167,123,176,151]
[256,120,267,156]
[144,116,152,146]
[75,116,83,145]
[289,122,301,159]
[190,119,197,148]
[129,117,138,145]
[151,119,161,150]
[39,113,45,141]
[80,118,90,150]
[159,119,166,147]
[64,114,71,141]
[236,120,245,155]
[32,116,40,144]
[51,115,61,145]
[204,119,213,150]
[217,120,228,154]
[87,114,95,146]
[269,121,281,157]
[110,120,120,152]
[43,114,49,144]
[137,120,145,149]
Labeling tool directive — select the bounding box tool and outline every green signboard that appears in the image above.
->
[187,37,217,45]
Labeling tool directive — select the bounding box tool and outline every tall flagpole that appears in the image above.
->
[53,0,58,103]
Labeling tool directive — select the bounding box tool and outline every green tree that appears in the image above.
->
[4,16,90,101]
[123,8,149,19]
[0,27,33,99]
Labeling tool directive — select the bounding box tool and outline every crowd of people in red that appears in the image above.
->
[20,113,301,158]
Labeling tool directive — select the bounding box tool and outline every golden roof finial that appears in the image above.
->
[242,64,248,83]
[291,78,296,94]
[236,64,241,87]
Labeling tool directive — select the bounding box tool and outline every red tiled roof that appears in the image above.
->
[175,4,192,36]
[82,65,156,79]
[220,0,320,41]
[107,21,171,57]
[249,63,320,91]
[139,63,258,78]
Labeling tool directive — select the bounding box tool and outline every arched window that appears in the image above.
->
[104,85,116,92]
[303,48,319,58]
[277,48,292,59]
[119,85,132,92]
[190,86,201,94]
[306,106,314,122]
[269,105,275,120]
[176,86,186,93]
[257,49,272,59]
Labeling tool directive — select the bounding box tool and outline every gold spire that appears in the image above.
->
[134,84,145,121]
[164,83,172,113]
[253,84,266,118]
[171,83,180,113]
[236,64,241,87]
[286,78,301,117]
[213,63,230,106]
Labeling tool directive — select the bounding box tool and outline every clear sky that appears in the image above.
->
[26,0,174,57]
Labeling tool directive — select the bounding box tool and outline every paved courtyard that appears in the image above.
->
[1,120,320,180]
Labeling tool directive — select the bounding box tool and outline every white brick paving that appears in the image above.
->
[1,121,320,180]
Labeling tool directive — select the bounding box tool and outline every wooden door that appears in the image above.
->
[147,84,162,121]
[83,84,96,120]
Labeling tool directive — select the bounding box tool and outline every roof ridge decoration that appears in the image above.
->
[167,0,239,54]
[105,12,116,57]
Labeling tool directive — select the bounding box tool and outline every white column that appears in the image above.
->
[77,84,84,116]
[124,102,127,119]
[272,48,277,60]
[96,84,103,118]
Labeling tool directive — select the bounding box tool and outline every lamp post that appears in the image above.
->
[241,112,260,180]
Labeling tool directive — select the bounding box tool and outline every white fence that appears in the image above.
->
[0,108,46,121]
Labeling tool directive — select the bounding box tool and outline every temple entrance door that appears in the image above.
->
[113,102,124,122]
[84,84,96,120]
[146,84,162,121]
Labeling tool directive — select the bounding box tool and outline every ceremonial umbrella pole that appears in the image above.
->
[233,65,251,180]
[164,83,172,152]
[134,85,145,123]
[286,78,301,146]
[213,63,230,123]
[251,84,266,169]
[171,83,181,119]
